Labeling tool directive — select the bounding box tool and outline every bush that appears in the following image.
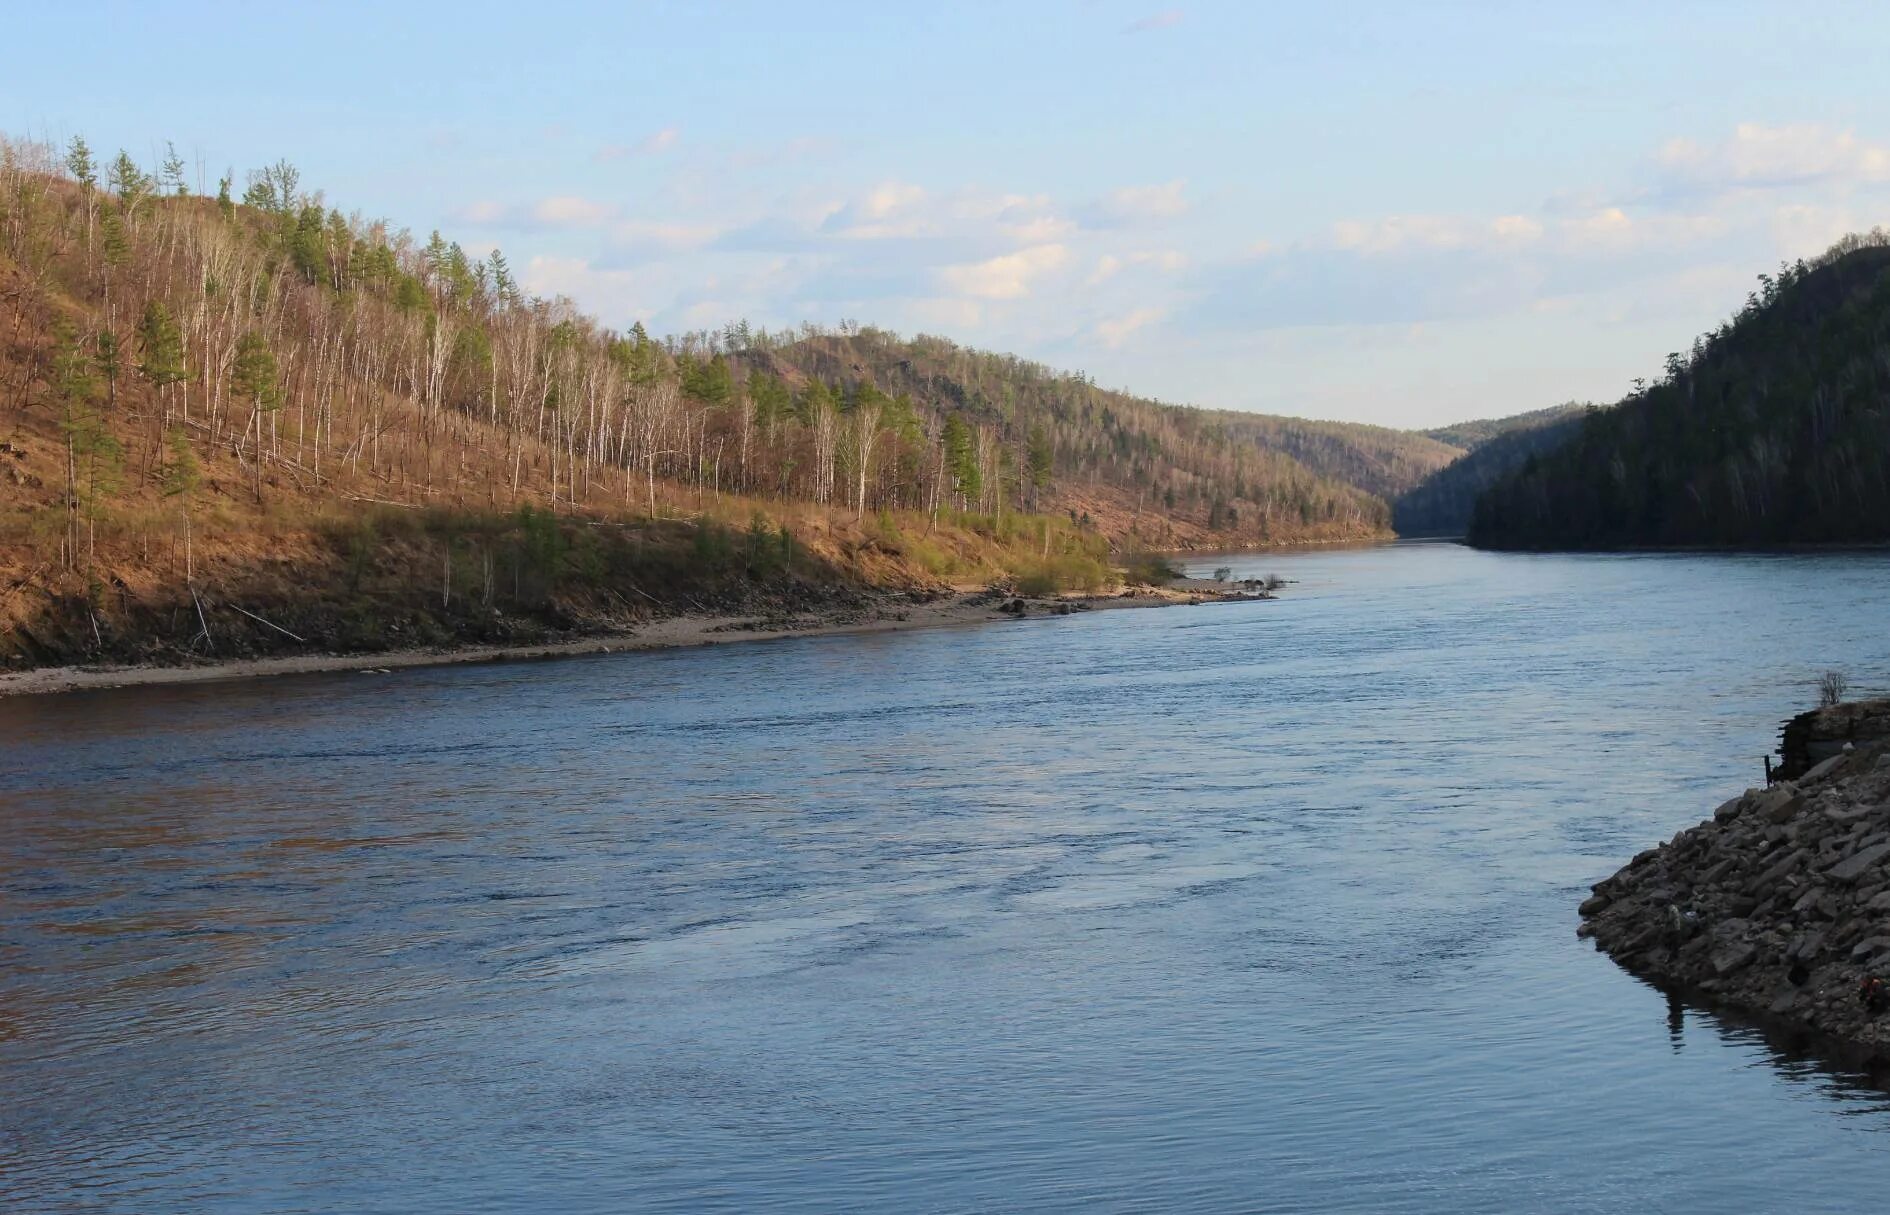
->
[1014,553,1110,596]
[1820,669,1850,708]
[1120,549,1183,586]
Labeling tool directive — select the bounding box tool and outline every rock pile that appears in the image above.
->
[1580,735,1890,1047]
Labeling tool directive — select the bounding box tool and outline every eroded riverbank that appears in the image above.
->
[0,584,1228,697]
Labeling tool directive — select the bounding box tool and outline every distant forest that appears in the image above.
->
[1392,404,1590,537]
[1472,236,1890,548]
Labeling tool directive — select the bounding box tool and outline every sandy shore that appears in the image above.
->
[0,586,1234,698]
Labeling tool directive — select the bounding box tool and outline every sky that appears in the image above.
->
[9,1,1890,428]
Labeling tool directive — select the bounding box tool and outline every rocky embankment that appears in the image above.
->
[1580,713,1890,1047]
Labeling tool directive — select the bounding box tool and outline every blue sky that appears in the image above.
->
[10,1,1890,427]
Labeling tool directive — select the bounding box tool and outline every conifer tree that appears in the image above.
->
[137,300,188,421]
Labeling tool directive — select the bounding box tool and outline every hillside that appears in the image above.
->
[1471,236,1890,548]
[0,133,1405,670]
[1422,403,1588,452]
[1392,403,1590,537]
[1199,412,1464,503]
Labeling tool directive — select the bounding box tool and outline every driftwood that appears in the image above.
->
[221,601,307,643]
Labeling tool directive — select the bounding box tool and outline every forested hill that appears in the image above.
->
[0,132,1428,666]
[722,328,1393,545]
[1421,403,1589,453]
[1471,236,1890,548]
[1196,412,1463,502]
[1392,403,1589,537]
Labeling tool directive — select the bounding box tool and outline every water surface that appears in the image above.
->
[4,542,1890,1212]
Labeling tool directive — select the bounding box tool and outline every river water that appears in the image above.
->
[4,542,1890,1212]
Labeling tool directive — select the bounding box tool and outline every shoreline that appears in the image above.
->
[0,586,1233,698]
[1580,726,1890,1054]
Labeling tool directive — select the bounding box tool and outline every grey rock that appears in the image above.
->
[1829,842,1890,883]
[1711,943,1757,975]
[1752,785,1802,824]
[1805,754,1849,784]
[1755,848,1808,891]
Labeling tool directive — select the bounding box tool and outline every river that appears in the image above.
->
[4,542,1889,1212]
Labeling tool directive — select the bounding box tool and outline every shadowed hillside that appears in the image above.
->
[1392,403,1589,537]
[1471,236,1890,548]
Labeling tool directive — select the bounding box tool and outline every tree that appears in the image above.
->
[943,413,980,509]
[216,174,235,220]
[231,331,282,499]
[846,381,885,519]
[65,135,97,245]
[108,150,152,216]
[1026,424,1053,498]
[161,142,188,196]
[137,300,188,422]
[160,428,203,582]
[51,328,120,568]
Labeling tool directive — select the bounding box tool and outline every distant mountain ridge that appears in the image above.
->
[1392,404,1591,537]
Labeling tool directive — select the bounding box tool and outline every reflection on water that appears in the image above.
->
[4,542,1890,1212]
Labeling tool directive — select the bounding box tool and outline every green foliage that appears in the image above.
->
[231,331,282,412]
[136,301,188,388]
[98,205,129,269]
[216,175,235,220]
[1120,549,1182,586]
[680,353,734,407]
[65,136,95,190]
[108,150,152,212]
[1015,553,1109,596]
[1026,424,1053,491]
[160,142,187,196]
[943,414,980,503]
[160,428,202,502]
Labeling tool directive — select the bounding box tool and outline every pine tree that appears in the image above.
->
[66,136,97,246]
[161,142,188,196]
[943,414,980,508]
[216,174,235,220]
[231,331,282,499]
[1027,425,1053,494]
[137,301,188,421]
[160,428,203,582]
[108,150,152,214]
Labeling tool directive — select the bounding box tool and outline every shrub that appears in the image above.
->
[1819,669,1850,708]
[1120,549,1183,586]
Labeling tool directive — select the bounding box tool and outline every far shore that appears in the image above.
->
[0,584,1263,699]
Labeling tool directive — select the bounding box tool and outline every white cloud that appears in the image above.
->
[1329,213,1542,254]
[597,126,682,161]
[460,200,508,224]
[532,195,616,227]
[1087,254,1123,285]
[1094,181,1189,224]
[1096,307,1165,347]
[938,243,1070,299]
[612,219,723,251]
[1658,123,1890,192]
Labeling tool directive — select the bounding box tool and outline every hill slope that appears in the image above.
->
[1471,238,1890,548]
[0,132,1409,668]
[1392,403,1590,537]
[1199,412,1464,503]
